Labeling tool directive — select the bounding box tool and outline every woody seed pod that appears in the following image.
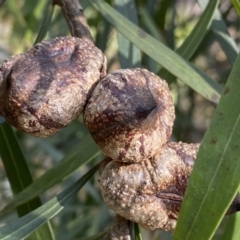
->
[84,68,175,163]
[99,142,240,231]
[0,36,106,137]
[106,215,131,240]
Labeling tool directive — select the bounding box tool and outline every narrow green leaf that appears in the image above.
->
[0,122,54,240]
[96,18,111,52]
[34,1,54,44]
[0,164,99,240]
[134,223,142,240]
[0,135,100,214]
[167,1,175,50]
[221,214,240,240]
[139,7,163,73]
[87,0,222,103]
[139,6,167,74]
[139,7,162,41]
[0,123,40,208]
[158,0,219,83]
[113,0,141,68]
[198,0,239,66]
[232,0,240,16]
[155,0,173,29]
[174,53,240,240]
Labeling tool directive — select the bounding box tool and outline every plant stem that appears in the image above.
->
[0,0,5,8]
[53,0,93,43]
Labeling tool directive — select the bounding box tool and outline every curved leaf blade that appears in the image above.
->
[139,7,162,41]
[87,0,222,103]
[198,0,239,66]
[34,1,54,44]
[0,135,100,214]
[0,123,54,239]
[114,0,141,68]
[0,164,99,240]
[221,214,240,240]
[139,7,164,73]
[174,53,240,240]
[232,0,240,16]
[159,0,219,83]
[134,223,142,240]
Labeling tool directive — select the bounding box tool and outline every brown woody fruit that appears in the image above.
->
[0,36,106,137]
[84,68,175,163]
[106,215,131,240]
[99,142,240,231]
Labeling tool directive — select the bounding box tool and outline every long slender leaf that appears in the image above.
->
[155,0,173,30]
[218,213,240,240]
[139,7,163,73]
[0,135,100,214]
[34,0,54,44]
[158,0,219,83]
[198,0,239,66]
[0,164,99,240]
[96,18,111,52]
[139,6,167,74]
[113,0,141,68]
[232,0,240,16]
[0,123,54,239]
[139,7,162,41]
[167,1,175,50]
[221,214,240,240]
[174,53,240,240]
[134,223,142,240]
[87,0,222,103]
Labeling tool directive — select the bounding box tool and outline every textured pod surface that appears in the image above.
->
[99,142,199,231]
[84,68,175,163]
[0,36,106,137]
[106,215,131,240]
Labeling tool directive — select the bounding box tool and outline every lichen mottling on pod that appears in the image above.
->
[99,142,239,231]
[0,36,107,137]
[99,142,198,231]
[106,215,131,240]
[84,68,175,163]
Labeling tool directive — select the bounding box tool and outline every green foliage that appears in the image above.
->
[232,0,240,17]
[0,123,54,239]
[0,164,99,240]
[174,51,240,240]
[0,0,239,239]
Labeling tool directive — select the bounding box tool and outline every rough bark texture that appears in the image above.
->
[106,215,131,240]
[0,36,106,137]
[100,142,198,231]
[53,0,93,43]
[84,68,175,163]
[99,141,240,231]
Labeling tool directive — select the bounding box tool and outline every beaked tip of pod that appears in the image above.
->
[84,68,175,163]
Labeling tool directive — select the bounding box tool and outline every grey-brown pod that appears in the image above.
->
[84,68,175,163]
[106,215,131,240]
[0,36,107,137]
[99,142,240,231]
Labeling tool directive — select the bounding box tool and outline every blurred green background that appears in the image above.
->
[0,0,239,239]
